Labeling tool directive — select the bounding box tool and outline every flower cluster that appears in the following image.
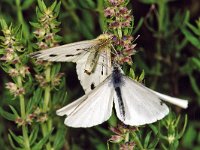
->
[0,20,29,97]
[104,0,136,65]
[8,66,30,77]
[31,2,61,49]
[35,72,64,88]
[109,124,136,149]
[15,107,48,126]
[112,36,136,64]
[104,1,132,29]
[5,82,25,97]
[0,25,24,63]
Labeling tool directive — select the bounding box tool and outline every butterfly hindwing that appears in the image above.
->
[76,47,112,93]
[57,77,114,128]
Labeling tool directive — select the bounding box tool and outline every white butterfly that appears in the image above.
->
[56,66,188,128]
[30,34,112,93]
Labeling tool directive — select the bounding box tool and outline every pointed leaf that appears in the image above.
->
[8,134,22,150]
[29,126,39,146]
[181,28,200,49]
[22,0,35,10]
[9,105,19,118]
[53,127,66,150]
[32,129,53,150]
[37,0,46,12]
[0,107,16,121]
[49,1,57,11]
[144,131,152,148]
[9,130,24,146]
[139,70,145,82]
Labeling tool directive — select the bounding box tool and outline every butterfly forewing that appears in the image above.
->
[30,39,101,62]
[114,76,169,126]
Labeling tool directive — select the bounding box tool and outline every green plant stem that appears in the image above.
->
[44,66,51,111]
[157,0,166,32]
[41,66,52,150]
[151,1,166,89]
[16,73,30,150]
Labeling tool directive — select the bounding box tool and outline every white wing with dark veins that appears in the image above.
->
[30,39,100,62]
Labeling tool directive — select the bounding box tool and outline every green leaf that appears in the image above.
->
[0,18,8,30]
[8,134,22,150]
[78,20,94,39]
[148,136,159,149]
[51,63,61,77]
[139,0,157,4]
[9,105,19,118]
[32,129,53,150]
[49,1,57,11]
[144,131,152,148]
[190,57,200,69]
[9,130,24,146]
[29,126,39,146]
[129,68,135,79]
[54,1,61,16]
[29,22,41,28]
[26,88,42,113]
[37,0,46,12]
[133,18,144,35]
[22,0,35,10]
[0,107,16,121]
[177,115,188,139]
[182,124,196,148]
[79,0,96,9]
[139,70,145,82]
[181,27,200,49]
[187,23,200,36]
[189,74,200,97]
[53,127,66,150]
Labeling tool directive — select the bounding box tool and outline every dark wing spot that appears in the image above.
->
[101,66,104,75]
[91,83,95,90]
[65,54,74,57]
[49,54,57,57]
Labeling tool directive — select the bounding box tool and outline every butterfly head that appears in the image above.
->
[97,34,113,42]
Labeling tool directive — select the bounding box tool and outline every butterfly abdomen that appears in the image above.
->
[112,67,125,120]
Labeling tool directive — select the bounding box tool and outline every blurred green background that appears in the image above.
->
[0,0,199,149]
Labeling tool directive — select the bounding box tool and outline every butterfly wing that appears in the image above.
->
[150,91,188,108]
[30,39,100,62]
[56,76,114,128]
[76,46,112,93]
[114,76,169,126]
